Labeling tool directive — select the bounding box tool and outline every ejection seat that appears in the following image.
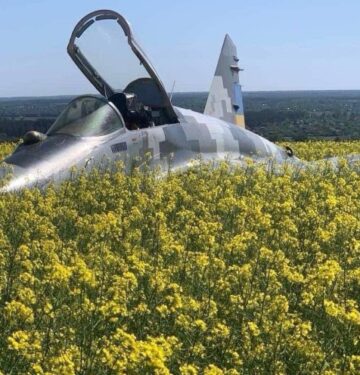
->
[109,92,152,130]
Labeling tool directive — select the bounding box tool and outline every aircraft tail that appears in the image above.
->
[204,35,245,128]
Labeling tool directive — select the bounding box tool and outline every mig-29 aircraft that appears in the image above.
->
[0,9,356,192]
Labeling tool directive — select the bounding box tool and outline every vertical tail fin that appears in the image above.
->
[204,34,245,128]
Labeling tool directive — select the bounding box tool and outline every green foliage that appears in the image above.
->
[2,91,360,141]
[244,91,360,141]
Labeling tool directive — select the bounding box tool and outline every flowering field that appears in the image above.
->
[0,141,359,374]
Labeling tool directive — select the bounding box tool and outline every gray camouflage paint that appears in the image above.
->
[0,9,358,191]
[204,35,246,127]
[0,102,296,192]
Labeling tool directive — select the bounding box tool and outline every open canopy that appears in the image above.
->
[68,10,178,124]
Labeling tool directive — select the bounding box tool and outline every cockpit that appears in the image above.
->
[67,10,178,130]
[47,96,124,137]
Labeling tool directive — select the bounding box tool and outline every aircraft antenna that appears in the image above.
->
[170,80,176,103]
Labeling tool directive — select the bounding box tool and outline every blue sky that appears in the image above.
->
[1,0,360,97]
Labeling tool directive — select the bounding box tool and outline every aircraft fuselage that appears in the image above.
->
[0,105,294,192]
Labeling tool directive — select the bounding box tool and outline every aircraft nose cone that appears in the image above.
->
[0,162,29,193]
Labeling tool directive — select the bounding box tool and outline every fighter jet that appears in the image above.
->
[0,9,354,192]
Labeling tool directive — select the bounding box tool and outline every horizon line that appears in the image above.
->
[2,88,360,100]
